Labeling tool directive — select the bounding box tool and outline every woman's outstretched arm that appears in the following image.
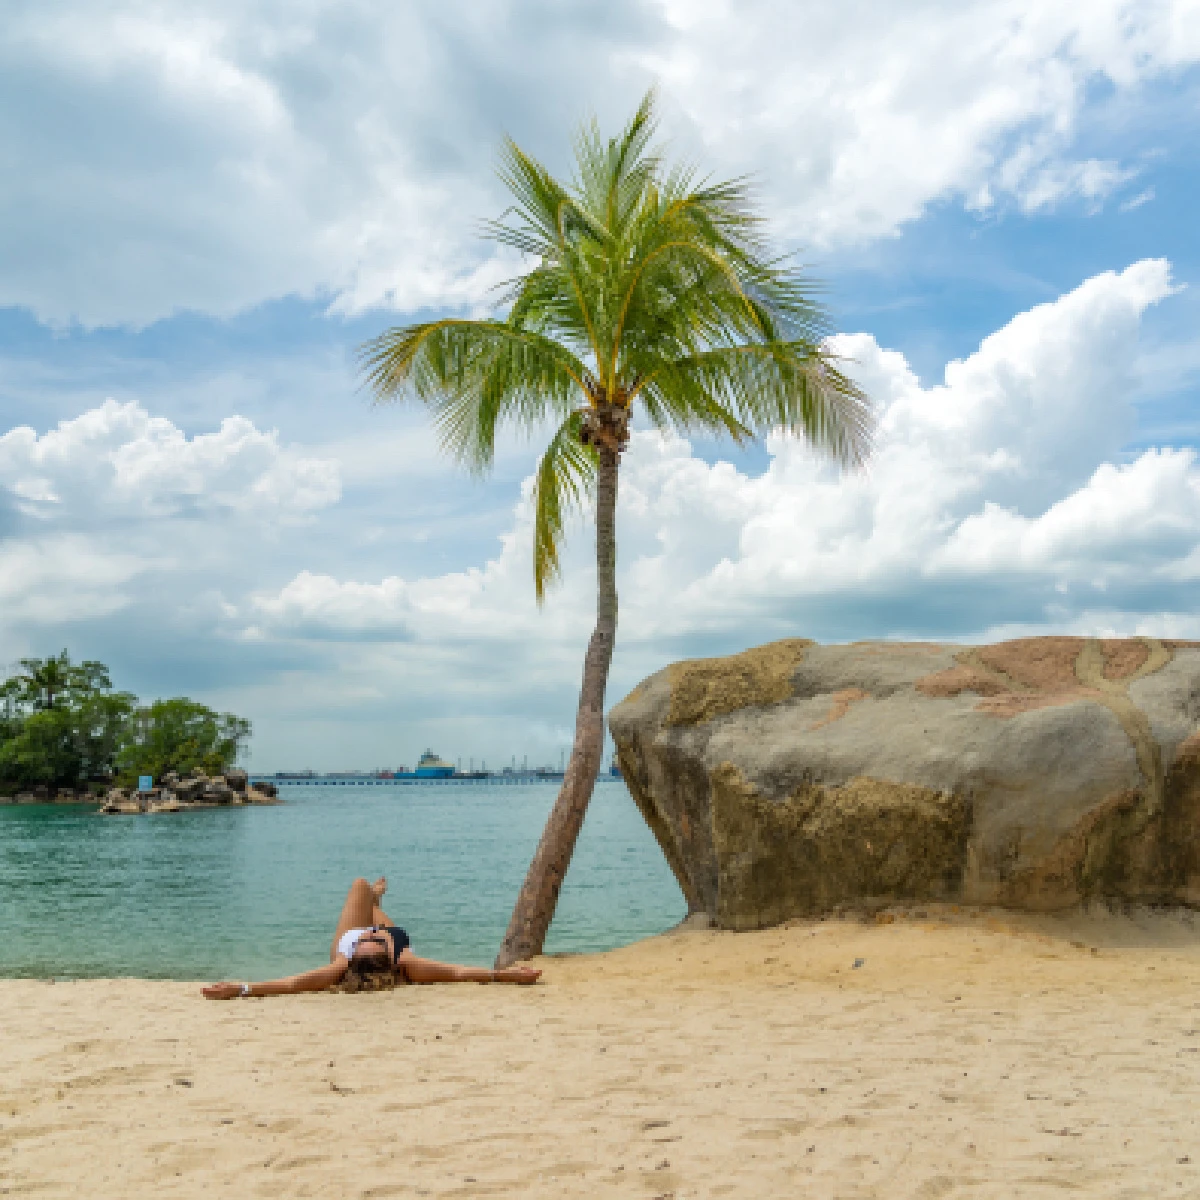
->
[398,953,540,985]
[202,959,347,1000]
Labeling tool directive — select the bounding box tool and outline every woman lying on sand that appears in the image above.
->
[202,876,540,999]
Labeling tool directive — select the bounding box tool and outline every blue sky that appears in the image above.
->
[2,1,1199,770]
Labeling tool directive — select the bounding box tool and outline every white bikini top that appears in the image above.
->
[337,927,373,960]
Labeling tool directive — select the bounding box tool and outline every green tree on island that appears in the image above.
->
[0,652,136,788]
[0,653,251,793]
[116,699,252,786]
[359,92,874,968]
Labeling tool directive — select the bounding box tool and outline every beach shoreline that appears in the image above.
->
[6,907,1200,1197]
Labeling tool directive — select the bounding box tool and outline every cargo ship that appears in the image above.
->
[396,750,454,780]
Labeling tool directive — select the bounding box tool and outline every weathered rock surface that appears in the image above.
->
[609,637,1200,928]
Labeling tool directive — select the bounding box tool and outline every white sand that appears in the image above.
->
[5,907,1200,1198]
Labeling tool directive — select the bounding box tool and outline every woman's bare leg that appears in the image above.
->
[396,949,540,985]
[329,877,378,962]
[367,875,396,926]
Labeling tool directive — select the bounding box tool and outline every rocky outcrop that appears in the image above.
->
[99,788,144,815]
[609,637,1200,928]
[98,771,279,815]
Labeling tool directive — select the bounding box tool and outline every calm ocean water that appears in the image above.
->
[0,780,684,981]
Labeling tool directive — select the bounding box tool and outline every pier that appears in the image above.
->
[251,769,621,788]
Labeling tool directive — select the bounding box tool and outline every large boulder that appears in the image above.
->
[609,637,1200,928]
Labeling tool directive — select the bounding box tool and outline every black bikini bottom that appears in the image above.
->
[383,925,410,962]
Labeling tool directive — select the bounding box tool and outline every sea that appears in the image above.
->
[0,779,685,981]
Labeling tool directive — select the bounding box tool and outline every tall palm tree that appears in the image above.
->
[359,92,873,968]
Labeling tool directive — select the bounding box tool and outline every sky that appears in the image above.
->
[2,0,1200,772]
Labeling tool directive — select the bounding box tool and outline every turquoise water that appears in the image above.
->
[0,780,685,981]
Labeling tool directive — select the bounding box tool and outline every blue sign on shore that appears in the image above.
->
[138,775,153,793]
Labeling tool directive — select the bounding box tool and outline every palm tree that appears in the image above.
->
[3,651,111,712]
[359,92,874,968]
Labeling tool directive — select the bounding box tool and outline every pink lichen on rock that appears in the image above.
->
[809,688,870,730]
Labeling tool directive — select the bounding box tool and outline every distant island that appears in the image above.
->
[0,651,252,805]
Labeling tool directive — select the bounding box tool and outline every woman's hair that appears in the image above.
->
[336,946,396,994]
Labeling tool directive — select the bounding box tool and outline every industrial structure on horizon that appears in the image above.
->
[267,749,622,785]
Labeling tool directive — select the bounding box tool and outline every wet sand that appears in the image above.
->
[4,907,1200,1198]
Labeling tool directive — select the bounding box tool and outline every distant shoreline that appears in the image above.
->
[259,771,625,785]
[0,774,629,804]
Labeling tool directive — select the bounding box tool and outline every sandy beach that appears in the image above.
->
[5,908,1200,1199]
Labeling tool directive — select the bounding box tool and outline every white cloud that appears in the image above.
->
[650,0,1198,245]
[0,536,148,623]
[247,571,415,640]
[0,399,342,647]
[245,260,1196,686]
[1011,159,1137,215]
[935,449,1200,579]
[1120,186,1157,213]
[1,0,1196,326]
[246,521,590,652]
[0,399,340,522]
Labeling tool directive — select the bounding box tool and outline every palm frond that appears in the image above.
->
[635,342,872,467]
[358,319,593,472]
[573,88,660,235]
[531,411,597,601]
[485,139,610,377]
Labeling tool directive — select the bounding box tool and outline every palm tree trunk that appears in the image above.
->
[495,443,619,968]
